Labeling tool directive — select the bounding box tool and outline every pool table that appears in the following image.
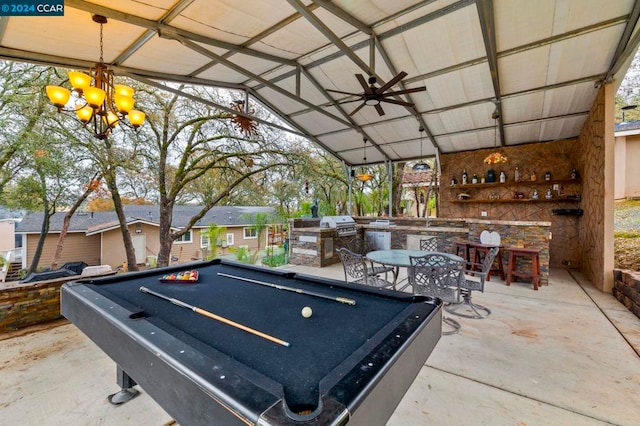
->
[61,259,442,425]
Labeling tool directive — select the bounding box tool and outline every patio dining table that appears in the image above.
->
[366,249,465,291]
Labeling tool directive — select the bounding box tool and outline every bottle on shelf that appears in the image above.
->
[544,171,552,181]
[545,188,553,199]
[471,173,478,184]
[450,176,457,186]
[486,169,496,183]
[531,188,539,199]
[570,168,580,180]
[514,166,520,182]
[499,171,506,183]
[462,169,468,185]
[531,170,537,181]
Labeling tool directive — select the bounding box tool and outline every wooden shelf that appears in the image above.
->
[451,197,581,204]
[450,178,581,190]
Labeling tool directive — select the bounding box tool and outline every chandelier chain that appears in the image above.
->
[99,22,104,63]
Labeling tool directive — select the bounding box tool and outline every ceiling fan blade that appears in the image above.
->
[349,102,367,116]
[374,104,386,116]
[326,88,361,96]
[356,74,373,94]
[381,98,415,107]
[336,98,362,105]
[376,71,408,94]
[381,86,427,96]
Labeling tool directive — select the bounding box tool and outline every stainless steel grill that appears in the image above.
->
[320,215,357,237]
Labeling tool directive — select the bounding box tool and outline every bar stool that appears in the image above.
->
[505,247,541,290]
[469,242,505,281]
[452,240,472,263]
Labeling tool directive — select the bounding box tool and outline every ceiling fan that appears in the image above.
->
[327,71,426,116]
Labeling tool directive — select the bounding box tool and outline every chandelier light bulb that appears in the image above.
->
[83,86,106,109]
[114,84,134,98]
[76,105,94,123]
[105,111,120,127]
[115,95,134,113]
[128,110,146,127]
[46,86,70,108]
[68,71,92,91]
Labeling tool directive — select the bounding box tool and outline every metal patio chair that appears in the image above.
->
[447,246,498,319]
[409,253,465,335]
[336,247,396,289]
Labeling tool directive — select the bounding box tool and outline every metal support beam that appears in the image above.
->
[476,0,505,147]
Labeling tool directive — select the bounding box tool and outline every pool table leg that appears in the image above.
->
[107,365,140,405]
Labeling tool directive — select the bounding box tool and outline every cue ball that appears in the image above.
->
[301,306,313,318]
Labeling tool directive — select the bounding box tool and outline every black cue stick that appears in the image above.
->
[139,286,290,347]
[217,272,356,306]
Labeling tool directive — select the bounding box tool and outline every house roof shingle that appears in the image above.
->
[15,205,276,234]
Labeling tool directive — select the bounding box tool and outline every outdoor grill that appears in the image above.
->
[320,215,357,237]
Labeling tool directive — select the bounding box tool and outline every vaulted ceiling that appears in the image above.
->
[1,0,639,166]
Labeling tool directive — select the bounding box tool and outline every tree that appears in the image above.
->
[50,174,101,269]
[134,84,297,267]
[205,223,227,259]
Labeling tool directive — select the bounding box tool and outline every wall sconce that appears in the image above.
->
[135,223,142,234]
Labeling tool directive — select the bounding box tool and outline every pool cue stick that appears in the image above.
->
[139,286,290,347]
[217,273,356,306]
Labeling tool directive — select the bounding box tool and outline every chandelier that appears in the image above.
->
[355,138,373,182]
[46,15,145,140]
[412,126,431,171]
[483,110,507,165]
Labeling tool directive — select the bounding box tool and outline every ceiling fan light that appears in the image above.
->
[46,85,70,108]
[68,71,92,91]
[364,98,380,106]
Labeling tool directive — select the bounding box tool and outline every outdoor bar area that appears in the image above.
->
[289,115,604,292]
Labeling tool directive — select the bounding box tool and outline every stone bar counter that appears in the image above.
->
[289,217,551,286]
[466,219,551,286]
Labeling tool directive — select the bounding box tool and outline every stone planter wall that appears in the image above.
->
[613,269,640,319]
[0,277,78,332]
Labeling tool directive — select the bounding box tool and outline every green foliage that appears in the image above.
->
[262,252,288,267]
[206,223,227,259]
[230,246,259,264]
[614,231,640,239]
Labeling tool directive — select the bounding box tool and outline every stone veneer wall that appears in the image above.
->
[578,85,614,291]
[0,277,79,332]
[439,139,583,269]
[467,220,551,286]
[613,269,640,319]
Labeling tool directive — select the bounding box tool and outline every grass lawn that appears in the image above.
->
[615,199,640,272]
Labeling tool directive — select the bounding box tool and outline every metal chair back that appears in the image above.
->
[336,247,395,289]
[409,253,464,303]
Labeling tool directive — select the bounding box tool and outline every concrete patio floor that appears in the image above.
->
[1,264,639,425]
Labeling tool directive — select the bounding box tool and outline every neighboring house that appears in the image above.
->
[15,205,277,270]
[0,218,21,254]
[402,168,437,217]
[614,120,640,200]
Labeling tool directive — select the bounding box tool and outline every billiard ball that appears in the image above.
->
[301,306,313,318]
